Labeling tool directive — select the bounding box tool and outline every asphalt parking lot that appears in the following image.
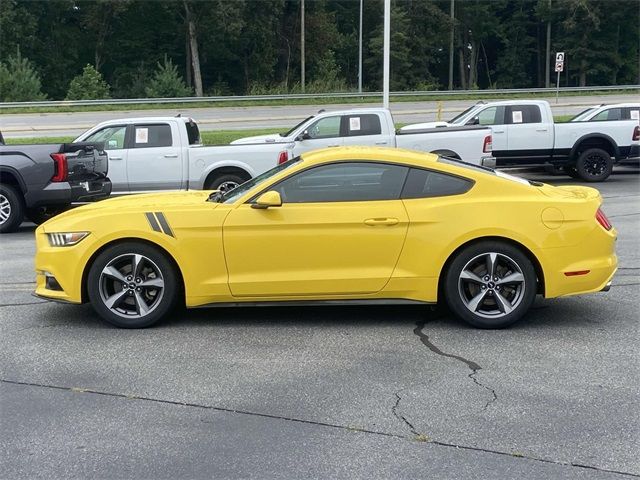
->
[1,166,638,479]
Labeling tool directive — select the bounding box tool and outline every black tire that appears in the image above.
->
[444,241,537,329]
[205,173,247,193]
[563,165,580,179]
[575,148,613,182]
[26,206,67,225]
[0,184,25,234]
[87,242,179,328]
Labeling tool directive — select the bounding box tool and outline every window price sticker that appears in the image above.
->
[349,117,361,131]
[512,111,523,123]
[135,127,149,144]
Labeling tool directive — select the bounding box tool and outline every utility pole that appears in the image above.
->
[545,0,551,88]
[382,0,390,108]
[448,0,454,90]
[301,0,305,93]
[358,0,363,94]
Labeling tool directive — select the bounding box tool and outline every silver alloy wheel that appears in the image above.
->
[218,181,239,194]
[98,253,165,319]
[458,252,526,319]
[0,193,10,225]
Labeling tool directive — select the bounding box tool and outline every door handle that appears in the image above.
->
[110,156,123,160]
[536,128,548,132]
[493,129,505,133]
[164,153,178,158]
[375,141,388,145]
[364,218,399,226]
[328,144,341,148]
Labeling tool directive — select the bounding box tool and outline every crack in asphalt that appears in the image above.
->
[413,320,498,412]
[2,378,638,478]
[0,301,48,308]
[608,212,640,218]
[391,389,420,437]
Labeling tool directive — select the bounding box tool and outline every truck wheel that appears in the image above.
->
[0,184,25,234]
[205,173,246,193]
[26,206,67,225]
[576,148,613,182]
[444,241,537,329]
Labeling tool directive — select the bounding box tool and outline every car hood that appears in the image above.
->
[230,133,286,144]
[42,191,215,231]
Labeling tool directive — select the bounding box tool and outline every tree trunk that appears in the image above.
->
[579,59,587,86]
[184,0,203,96]
[185,33,192,88]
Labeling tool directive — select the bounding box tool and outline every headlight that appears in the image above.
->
[47,232,90,247]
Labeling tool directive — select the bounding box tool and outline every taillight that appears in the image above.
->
[632,126,639,141]
[483,135,492,153]
[596,207,612,231]
[277,150,289,165]
[50,153,68,182]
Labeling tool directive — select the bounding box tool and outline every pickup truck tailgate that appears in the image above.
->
[60,143,108,181]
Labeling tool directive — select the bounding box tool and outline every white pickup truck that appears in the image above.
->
[74,109,493,194]
[231,107,494,164]
[401,100,640,181]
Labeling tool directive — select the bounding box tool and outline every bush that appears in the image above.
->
[0,53,46,102]
[145,58,192,98]
[66,64,111,100]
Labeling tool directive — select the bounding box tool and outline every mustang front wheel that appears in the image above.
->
[444,241,537,328]
[87,242,178,328]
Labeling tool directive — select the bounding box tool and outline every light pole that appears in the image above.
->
[301,0,305,93]
[358,0,363,94]
[382,0,390,109]
[448,0,454,90]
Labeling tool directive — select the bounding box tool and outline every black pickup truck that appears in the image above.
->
[0,135,111,233]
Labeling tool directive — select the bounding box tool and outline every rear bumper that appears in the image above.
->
[480,156,496,168]
[25,178,112,208]
[541,226,618,298]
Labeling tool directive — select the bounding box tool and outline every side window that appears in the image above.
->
[84,125,126,150]
[306,116,341,139]
[475,107,504,126]
[271,162,409,203]
[402,168,473,199]
[628,108,639,121]
[133,124,173,148]
[345,114,382,136]
[592,108,622,121]
[507,105,542,124]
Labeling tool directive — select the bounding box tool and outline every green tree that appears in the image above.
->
[0,52,46,101]
[66,64,111,100]
[145,58,192,98]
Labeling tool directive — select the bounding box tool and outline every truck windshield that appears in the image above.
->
[447,105,482,124]
[281,116,315,137]
[220,157,302,203]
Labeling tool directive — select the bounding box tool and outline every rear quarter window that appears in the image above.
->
[402,168,473,198]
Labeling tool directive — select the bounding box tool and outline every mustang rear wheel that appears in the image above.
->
[87,242,178,328]
[444,241,537,329]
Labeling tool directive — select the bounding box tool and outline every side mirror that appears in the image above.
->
[467,117,479,126]
[251,191,282,209]
[296,130,311,141]
[107,139,118,148]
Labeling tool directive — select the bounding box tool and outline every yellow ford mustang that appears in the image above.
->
[34,147,617,329]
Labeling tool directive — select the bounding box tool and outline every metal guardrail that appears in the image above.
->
[1,85,638,109]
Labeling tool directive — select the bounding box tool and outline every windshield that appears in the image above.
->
[221,157,302,203]
[437,156,537,186]
[280,116,315,137]
[447,105,482,124]
[570,107,599,122]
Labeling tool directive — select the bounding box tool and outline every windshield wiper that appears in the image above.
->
[207,191,224,203]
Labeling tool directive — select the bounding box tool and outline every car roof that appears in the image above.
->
[300,146,439,167]
[96,116,196,126]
